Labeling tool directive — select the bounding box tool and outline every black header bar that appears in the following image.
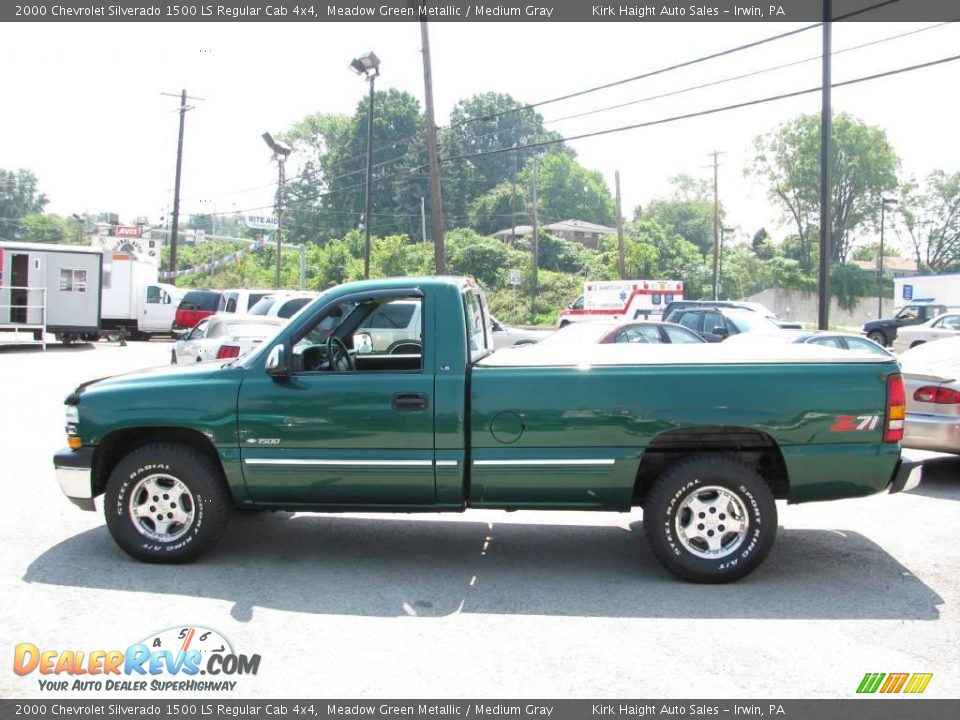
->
[4,0,957,23]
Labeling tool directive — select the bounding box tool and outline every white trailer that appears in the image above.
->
[894,273,960,310]
[100,252,183,339]
[0,241,103,345]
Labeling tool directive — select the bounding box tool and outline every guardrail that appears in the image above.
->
[0,285,47,350]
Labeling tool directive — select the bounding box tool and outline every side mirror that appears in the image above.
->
[265,344,288,377]
[712,326,730,338]
[353,332,373,355]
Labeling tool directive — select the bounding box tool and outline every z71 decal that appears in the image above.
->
[831,415,881,432]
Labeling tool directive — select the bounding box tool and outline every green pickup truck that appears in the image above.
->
[54,276,921,582]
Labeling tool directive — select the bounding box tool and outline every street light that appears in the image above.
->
[878,197,899,318]
[262,132,293,289]
[350,51,381,279]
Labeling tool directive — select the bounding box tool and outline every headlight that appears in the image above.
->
[65,406,81,449]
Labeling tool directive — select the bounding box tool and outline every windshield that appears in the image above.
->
[727,311,782,333]
[249,297,277,315]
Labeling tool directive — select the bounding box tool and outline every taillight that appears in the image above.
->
[885,373,905,443]
[216,345,240,359]
[914,385,960,404]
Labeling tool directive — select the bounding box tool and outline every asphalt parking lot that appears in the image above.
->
[1,338,958,699]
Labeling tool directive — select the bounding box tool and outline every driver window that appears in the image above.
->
[292,297,422,373]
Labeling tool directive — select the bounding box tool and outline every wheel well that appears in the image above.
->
[632,427,789,505]
[92,427,224,497]
[910,340,925,348]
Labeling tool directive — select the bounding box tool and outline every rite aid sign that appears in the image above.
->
[244,214,279,231]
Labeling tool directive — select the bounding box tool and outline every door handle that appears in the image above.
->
[392,392,429,411]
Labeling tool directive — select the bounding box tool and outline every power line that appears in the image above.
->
[435,53,960,167]
[542,20,957,126]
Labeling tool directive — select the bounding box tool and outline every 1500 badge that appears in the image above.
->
[831,415,881,431]
[246,438,281,445]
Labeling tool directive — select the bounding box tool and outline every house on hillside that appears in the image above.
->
[852,256,918,278]
[491,219,617,249]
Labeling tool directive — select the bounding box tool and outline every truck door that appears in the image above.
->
[141,285,174,332]
[236,292,437,507]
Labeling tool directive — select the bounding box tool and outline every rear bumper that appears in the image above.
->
[53,446,96,511]
[903,412,960,454]
[888,451,924,494]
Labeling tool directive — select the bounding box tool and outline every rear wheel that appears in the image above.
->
[104,443,231,563]
[867,330,888,347]
[643,454,777,583]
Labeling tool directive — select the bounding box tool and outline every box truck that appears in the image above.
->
[99,253,184,340]
[894,273,960,309]
[0,241,103,346]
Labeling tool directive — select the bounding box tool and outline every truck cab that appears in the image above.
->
[863,303,948,347]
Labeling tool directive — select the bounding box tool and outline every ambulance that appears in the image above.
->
[557,279,684,327]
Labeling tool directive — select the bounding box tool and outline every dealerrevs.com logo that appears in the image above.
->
[13,626,261,693]
[857,672,933,694]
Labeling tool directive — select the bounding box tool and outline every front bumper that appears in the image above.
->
[888,451,924,494]
[53,446,96,511]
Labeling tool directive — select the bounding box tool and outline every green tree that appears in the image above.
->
[747,112,900,270]
[284,90,426,243]
[468,151,615,235]
[900,170,960,272]
[0,168,48,240]
[442,92,565,227]
[20,213,71,244]
[641,175,720,257]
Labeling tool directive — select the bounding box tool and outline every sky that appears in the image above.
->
[3,18,959,253]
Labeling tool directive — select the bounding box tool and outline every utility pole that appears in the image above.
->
[615,170,626,279]
[275,157,287,288]
[420,17,446,274]
[818,1,832,330]
[708,150,724,300]
[530,158,539,319]
[161,90,203,283]
[510,149,518,244]
[420,196,427,243]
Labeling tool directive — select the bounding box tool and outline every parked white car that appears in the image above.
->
[171,314,286,364]
[899,336,960,454]
[892,312,960,354]
[248,291,320,319]
[217,288,273,315]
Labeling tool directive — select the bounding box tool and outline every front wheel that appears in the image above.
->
[643,454,777,583]
[867,331,888,347]
[104,443,231,563]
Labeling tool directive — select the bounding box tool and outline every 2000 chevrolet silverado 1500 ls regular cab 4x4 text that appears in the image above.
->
[54,277,921,582]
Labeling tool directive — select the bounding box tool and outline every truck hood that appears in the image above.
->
[863,318,894,331]
[69,362,233,401]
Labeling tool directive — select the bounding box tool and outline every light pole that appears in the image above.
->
[262,132,292,289]
[877,196,898,318]
[350,51,381,279]
[719,226,734,299]
[70,213,85,244]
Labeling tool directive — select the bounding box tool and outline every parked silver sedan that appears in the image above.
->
[724,330,893,356]
[899,336,960,454]
[172,314,286,364]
